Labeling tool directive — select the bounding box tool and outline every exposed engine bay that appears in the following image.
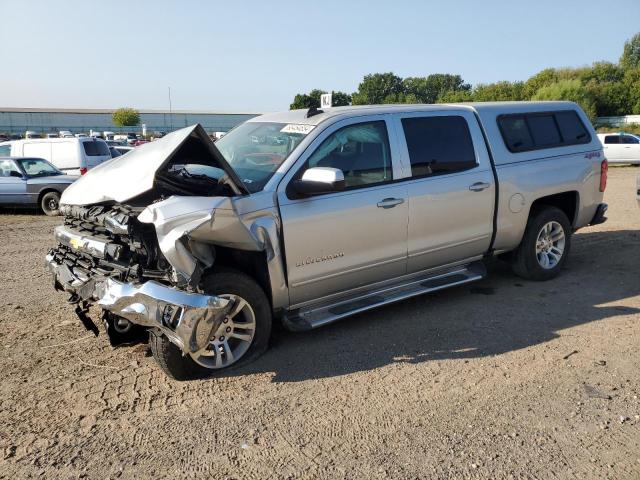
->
[45,124,287,358]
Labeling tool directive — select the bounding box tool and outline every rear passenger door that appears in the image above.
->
[602,135,623,161]
[394,111,495,274]
[620,134,640,161]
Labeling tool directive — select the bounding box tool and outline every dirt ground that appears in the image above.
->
[0,168,639,480]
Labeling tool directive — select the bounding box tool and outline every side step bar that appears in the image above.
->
[283,261,487,331]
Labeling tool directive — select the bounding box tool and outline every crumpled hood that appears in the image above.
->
[60,124,247,205]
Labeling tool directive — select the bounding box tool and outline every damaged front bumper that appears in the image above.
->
[46,253,233,355]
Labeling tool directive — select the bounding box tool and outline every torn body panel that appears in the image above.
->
[137,194,289,309]
[47,124,291,358]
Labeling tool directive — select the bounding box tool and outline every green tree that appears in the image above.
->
[290,89,351,109]
[587,82,629,116]
[351,72,404,105]
[620,32,640,70]
[581,61,624,84]
[329,91,352,107]
[623,67,640,113]
[112,108,140,127]
[290,89,326,109]
[436,90,474,103]
[523,68,559,98]
[472,81,525,102]
[532,80,597,120]
[403,74,470,104]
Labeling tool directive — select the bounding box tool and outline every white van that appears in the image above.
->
[0,137,112,175]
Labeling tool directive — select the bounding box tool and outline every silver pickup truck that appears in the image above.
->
[46,101,608,380]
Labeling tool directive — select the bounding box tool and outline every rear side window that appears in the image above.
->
[527,115,561,147]
[499,116,533,151]
[604,135,620,144]
[82,140,110,156]
[0,145,11,156]
[401,116,477,177]
[621,135,639,144]
[555,111,589,144]
[498,110,591,153]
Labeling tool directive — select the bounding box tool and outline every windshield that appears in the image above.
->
[216,122,312,193]
[17,158,61,177]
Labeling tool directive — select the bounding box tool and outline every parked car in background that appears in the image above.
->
[597,133,640,165]
[74,133,87,138]
[103,131,115,140]
[59,130,74,138]
[46,101,607,379]
[0,137,111,175]
[0,157,77,215]
[132,139,149,146]
[114,133,138,145]
[46,133,59,138]
[113,145,134,155]
[25,131,39,139]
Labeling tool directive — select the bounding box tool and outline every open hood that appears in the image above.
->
[61,124,249,205]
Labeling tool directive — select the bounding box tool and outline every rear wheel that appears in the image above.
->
[40,191,60,216]
[512,206,571,281]
[150,269,272,380]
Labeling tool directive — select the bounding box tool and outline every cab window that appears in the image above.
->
[604,135,620,144]
[304,121,393,188]
[401,116,477,177]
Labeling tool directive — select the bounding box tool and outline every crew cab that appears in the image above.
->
[46,102,607,380]
[597,132,640,164]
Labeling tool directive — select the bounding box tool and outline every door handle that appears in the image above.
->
[377,197,404,209]
[469,182,490,192]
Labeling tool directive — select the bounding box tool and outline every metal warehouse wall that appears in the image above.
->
[0,109,259,135]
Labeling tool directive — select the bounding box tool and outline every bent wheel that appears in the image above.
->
[150,269,272,380]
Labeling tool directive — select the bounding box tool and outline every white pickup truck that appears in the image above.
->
[46,101,608,379]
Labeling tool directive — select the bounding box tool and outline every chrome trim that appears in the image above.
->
[54,225,114,260]
[46,254,232,355]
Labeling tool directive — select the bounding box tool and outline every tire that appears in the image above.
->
[512,206,572,281]
[150,269,272,381]
[40,191,61,216]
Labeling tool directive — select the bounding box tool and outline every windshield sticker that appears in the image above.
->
[280,124,315,135]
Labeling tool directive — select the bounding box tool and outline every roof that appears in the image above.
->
[249,101,581,125]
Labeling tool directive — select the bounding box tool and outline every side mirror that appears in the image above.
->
[9,171,24,178]
[292,167,345,196]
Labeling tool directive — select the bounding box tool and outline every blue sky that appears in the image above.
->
[1,0,639,112]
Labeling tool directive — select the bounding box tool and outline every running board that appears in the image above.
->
[282,262,487,331]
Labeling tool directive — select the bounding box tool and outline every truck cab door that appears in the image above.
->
[392,111,495,273]
[277,116,408,307]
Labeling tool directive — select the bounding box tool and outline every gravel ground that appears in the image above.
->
[0,168,639,480]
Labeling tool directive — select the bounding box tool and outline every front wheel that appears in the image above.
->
[150,269,272,380]
[512,206,572,281]
[40,191,61,216]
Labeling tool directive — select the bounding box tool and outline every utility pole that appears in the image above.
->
[168,86,173,132]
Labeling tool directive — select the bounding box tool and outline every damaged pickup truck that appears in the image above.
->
[46,102,608,380]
